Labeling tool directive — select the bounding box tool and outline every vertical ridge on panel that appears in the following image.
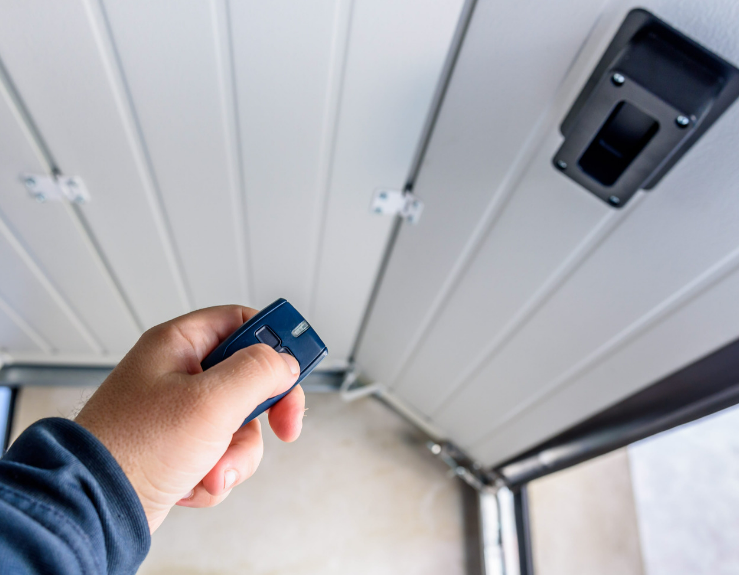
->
[0,1,189,329]
[355,0,609,387]
[311,0,466,360]
[305,0,354,321]
[229,0,341,313]
[101,0,249,310]
[0,69,141,354]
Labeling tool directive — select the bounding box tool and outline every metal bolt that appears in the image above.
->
[374,206,383,213]
[676,115,690,128]
[611,72,625,86]
[378,191,387,200]
[455,466,466,477]
[555,159,568,170]
[24,177,36,187]
[34,193,47,204]
[429,443,442,455]
[608,195,621,206]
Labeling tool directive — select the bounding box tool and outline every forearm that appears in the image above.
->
[0,418,150,574]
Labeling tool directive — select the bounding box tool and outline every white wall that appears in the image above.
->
[629,404,739,575]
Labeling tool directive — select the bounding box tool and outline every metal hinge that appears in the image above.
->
[21,173,90,204]
[370,188,424,224]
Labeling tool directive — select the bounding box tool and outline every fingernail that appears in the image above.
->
[184,489,194,500]
[224,469,239,490]
[279,352,300,375]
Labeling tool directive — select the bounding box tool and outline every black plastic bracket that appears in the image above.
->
[553,9,739,207]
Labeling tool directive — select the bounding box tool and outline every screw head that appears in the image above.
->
[378,191,387,200]
[555,159,568,171]
[676,115,690,128]
[34,193,46,204]
[374,206,383,213]
[24,177,36,187]
[608,195,621,206]
[611,72,625,86]
[430,443,442,455]
[73,195,86,204]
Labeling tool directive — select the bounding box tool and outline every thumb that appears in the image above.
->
[197,343,300,429]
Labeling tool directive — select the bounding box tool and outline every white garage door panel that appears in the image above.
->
[436,107,739,446]
[311,0,465,360]
[101,0,248,310]
[432,0,739,454]
[393,131,610,416]
[357,0,610,385]
[0,229,94,354]
[0,0,465,364]
[0,73,139,355]
[473,256,739,464]
[0,300,44,354]
[229,0,340,314]
[357,0,739,466]
[0,0,189,329]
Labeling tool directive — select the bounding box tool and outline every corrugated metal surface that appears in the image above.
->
[0,0,464,365]
[357,0,739,465]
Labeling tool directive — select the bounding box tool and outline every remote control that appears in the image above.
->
[201,298,328,425]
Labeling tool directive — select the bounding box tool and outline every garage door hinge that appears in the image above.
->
[370,188,424,224]
[21,173,90,204]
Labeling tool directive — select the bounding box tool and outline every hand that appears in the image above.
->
[75,305,305,533]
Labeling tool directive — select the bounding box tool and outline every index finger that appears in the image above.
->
[161,305,258,362]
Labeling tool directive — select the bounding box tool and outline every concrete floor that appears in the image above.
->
[11,384,739,575]
[11,386,465,575]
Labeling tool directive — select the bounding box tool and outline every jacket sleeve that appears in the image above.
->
[0,418,150,574]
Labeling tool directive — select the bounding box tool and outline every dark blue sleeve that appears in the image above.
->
[0,418,150,574]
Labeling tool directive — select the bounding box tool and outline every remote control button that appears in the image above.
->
[255,326,280,348]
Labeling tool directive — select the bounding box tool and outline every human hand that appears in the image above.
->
[75,305,305,533]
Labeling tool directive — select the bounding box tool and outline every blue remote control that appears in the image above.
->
[201,298,328,424]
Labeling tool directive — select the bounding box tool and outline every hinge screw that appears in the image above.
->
[24,177,36,187]
[555,159,568,171]
[34,193,46,204]
[676,115,690,128]
[611,72,625,86]
[608,195,621,206]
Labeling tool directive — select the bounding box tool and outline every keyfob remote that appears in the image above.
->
[201,298,328,425]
